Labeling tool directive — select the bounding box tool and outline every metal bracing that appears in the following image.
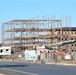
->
[2,16,62,51]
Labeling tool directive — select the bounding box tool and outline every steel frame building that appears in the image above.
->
[2,17,62,50]
[2,16,72,52]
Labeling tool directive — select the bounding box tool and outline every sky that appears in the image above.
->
[0,0,76,43]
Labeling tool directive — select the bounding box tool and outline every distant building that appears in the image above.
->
[46,27,76,52]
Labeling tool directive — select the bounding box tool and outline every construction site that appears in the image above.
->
[2,16,70,50]
[1,16,76,63]
[2,16,72,52]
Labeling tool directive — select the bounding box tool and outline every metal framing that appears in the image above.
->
[2,17,62,48]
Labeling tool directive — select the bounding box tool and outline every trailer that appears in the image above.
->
[0,46,11,56]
